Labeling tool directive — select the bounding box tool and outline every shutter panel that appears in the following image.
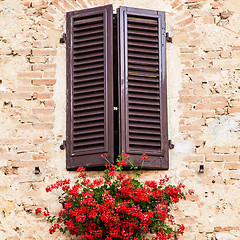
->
[66,5,114,169]
[118,7,168,169]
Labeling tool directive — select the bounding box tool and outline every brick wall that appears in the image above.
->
[0,0,240,239]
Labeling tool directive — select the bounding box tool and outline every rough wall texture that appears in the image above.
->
[0,0,240,239]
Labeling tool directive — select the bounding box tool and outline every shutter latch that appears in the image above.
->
[113,107,118,111]
[60,140,66,150]
[168,140,174,149]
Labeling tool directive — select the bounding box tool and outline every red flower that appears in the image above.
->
[35,208,42,214]
[117,160,127,166]
[188,189,194,195]
[141,153,149,160]
[44,209,50,216]
[177,224,185,235]
[77,167,85,172]
[123,153,130,159]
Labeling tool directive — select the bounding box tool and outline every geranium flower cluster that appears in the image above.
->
[35,153,194,240]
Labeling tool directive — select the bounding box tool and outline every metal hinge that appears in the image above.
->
[168,140,174,149]
[166,32,173,43]
[60,33,66,44]
[60,140,66,150]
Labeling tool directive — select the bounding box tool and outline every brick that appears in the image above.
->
[186,194,199,201]
[214,146,234,154]
[33,92,53,99]
[178,96,201,104]
[180,169,194,177]
[180,53,200,60]
[223,155,239,162]
[203,16,215,24]
[39,19,55,28]
[43,71,56,78]
[171,0,182,8]
[51,0,66,13]
[12,160,47,168]
[32,108,54,115]
[16,86,45,92]
[44,100,56,107]
[223,226,239,231]
[62,0,75,11]
[42,12,55,22]
[179,125,201,132]
[205,51,220,59]
[228,107,240,114]
[33,64,57,71]
[180,111,202,118]
[18,72,43,78]
[195,102,227,110]
[29,56,47,63]
[232,46,240,50]
[211,1,223,9]
[183,155,205,162]
[224,163,240,170]
[220,51,231,58]
[32,153,50,160]
[16,124,33,130]
[33,123,54,129]
[177,17,194,27]
[32,0,48,8]
[22,0,32,7]
[32,79,56,85]
[229,171,240,179]
[32,49,57,56]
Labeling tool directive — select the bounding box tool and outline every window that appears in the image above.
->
[66,5,169,170]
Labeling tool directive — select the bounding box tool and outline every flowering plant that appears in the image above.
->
[35,153,194,240]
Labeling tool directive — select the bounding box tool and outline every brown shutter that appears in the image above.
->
[66,5,114,169]
[118,7,168,169]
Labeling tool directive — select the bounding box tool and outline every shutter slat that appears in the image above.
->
[128,63,159,71]
[128,40,158,48]
[128,29,158,37]
[128,52,159,60]
[128,17,158,26]
[74,62,104,71]
[73,29,103,38]
[73,108,104,118]
[74,39,104,49]
[128,34,158,43]
[73,34,103,43]
[74,15,103,25]
[73,69,104,78]
[73,51,103,60]
[73,45,103,55]
[74,22,103,32]
[74,102,104,111]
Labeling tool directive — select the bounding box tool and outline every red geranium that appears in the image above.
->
[35,153,193,239]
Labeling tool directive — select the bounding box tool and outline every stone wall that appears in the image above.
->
[0,0,240,239]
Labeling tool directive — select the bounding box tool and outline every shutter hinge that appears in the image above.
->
[60,33,66,44]
[166,32,173,43]
[60,140,66,150]
[168,140,174,149]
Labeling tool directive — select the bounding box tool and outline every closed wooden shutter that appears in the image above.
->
[66,5,114,169]
[118,7,169,169]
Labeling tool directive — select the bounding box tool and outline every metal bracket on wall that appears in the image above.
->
[168,140,174,149]
[60,140,66,150]
[166,32,173,43]
[60,33,66,44]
